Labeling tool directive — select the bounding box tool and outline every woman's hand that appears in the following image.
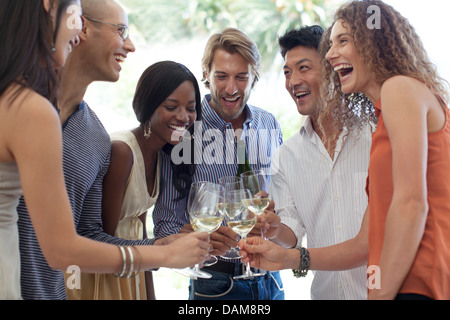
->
[164,232,211,268]
[238,236,298,271]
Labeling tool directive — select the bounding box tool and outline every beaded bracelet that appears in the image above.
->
[292,247,310,278]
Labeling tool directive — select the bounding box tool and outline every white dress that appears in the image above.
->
[0,162,22,300]
[69,131,161,300]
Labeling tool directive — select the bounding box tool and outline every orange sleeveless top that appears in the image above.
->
[367,98,450,299]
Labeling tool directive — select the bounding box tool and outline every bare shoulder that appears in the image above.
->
[107,139,134,181]
[0,89,61,161]
[9,89,61,142]
[1,87,59,123]
[111,140,133,166]
[381,76,432,113]
[381,76,430,99]
[0,87,60,161]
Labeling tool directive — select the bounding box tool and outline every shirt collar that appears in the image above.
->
[300,115,349,138]
[300,115,315,138]
[62,101,86,129]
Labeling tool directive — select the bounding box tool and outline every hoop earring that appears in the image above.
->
[144,123,152,140]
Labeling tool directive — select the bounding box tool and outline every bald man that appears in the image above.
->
[16,0,150,300]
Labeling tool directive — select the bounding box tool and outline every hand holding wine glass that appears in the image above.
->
[241,169,272,238]
[224,188,265,279]
[176,181,224,279]
[190,182,224,267]
[218,176,244,260]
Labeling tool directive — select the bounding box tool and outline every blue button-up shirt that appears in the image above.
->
[153,94,283,238]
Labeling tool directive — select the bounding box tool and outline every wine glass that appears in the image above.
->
[224,189,265,279]
[176,181,223,279]
[241,169,272,238]
[218,176,244,260]
[189,182,224,267]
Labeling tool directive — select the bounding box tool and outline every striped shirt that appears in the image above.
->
[153,94,283,239]
[271,116,372,300]
[17,101,154,300]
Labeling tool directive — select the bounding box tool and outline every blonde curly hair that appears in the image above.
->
[319,0,449,132]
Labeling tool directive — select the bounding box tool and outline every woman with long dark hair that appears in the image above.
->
[0,1,209,300]
[79,61,202,300]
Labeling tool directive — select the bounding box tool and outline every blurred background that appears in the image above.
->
[85,0,450,300]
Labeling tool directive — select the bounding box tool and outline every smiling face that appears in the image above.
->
[148,80,197,146]
[82,0,136,82]
[283,46,322,117]
[206,49,254,123]
[326,19,380,101]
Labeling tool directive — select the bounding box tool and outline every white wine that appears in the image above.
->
[225,202,245,218]
[227,219,256,237]
[242,198,270,214]
[190,215,223,234]
[217,203,227,215]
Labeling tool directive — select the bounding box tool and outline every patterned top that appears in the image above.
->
[17,101,154,300]
[271,116,372,300]
[153,94,283,240]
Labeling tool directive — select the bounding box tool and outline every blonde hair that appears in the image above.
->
[201,28,261,89]
[319,0,449,131]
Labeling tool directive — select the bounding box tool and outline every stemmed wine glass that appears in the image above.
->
[190,182,224,267]
[224,188,265,279]
[241,169,272,238]
[175,181,224,279]
[218,176,244,260]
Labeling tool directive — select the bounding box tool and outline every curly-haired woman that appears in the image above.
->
[239,0,450,300]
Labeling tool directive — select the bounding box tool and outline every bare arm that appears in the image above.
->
[240,207,369,272]
[4,90,210,272]
[101,140,133,235]
[369,77,433,300]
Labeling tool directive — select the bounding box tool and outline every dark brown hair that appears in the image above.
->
[133,61,202,198]
[0,0,76,104]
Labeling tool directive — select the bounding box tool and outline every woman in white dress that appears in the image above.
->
[0,0,209,300]
[94,61,202,300]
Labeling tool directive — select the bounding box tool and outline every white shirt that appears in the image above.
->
[271,116,372,300]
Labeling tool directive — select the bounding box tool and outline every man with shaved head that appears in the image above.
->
[16,0,153,300]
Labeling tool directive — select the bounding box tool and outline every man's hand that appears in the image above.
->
[249,200,282,239]
[179,224,239,256]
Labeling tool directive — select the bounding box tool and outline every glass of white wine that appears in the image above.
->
[218,176,244,260]
[176,181,224,279]
[241,169,272,238]
[224,188,265,279]
[190,182,224,267]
